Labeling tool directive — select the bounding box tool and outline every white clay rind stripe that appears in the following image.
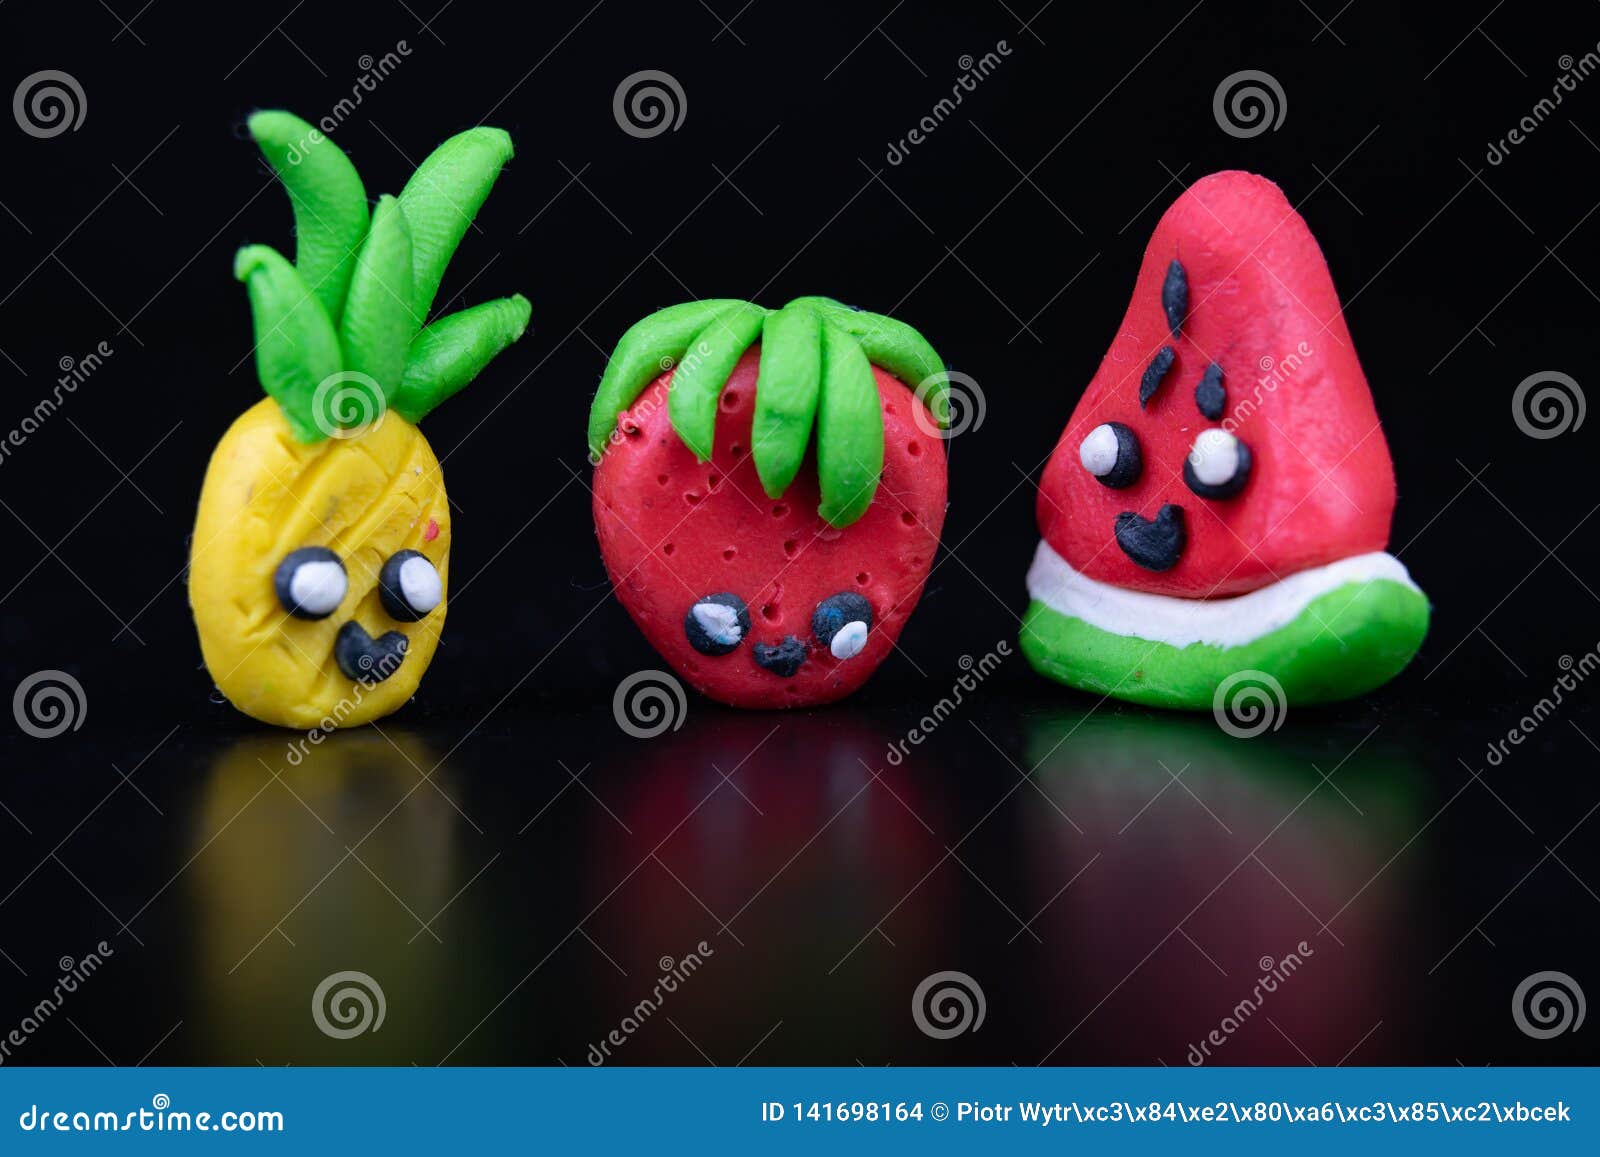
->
[1026,540,1420,649]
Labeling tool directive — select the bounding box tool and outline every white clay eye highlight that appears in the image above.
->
[274,547,347,620]
[811,592,873,661]
[1184,428,1252,499]
[829,619,869,660]
[1078,421,1142,489]
[378,550,442,621]
[684,593,751,656]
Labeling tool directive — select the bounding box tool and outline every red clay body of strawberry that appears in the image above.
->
[594,348,947,708]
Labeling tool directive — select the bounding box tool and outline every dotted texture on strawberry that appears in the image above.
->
[590,300,949,709]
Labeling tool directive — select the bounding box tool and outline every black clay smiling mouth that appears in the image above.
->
[752,636,807,677]
[334,620,409,683]
[1114,504,1187,572]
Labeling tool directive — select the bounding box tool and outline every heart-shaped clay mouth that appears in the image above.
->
[334,620,409,683]
[1114,503,1186,572]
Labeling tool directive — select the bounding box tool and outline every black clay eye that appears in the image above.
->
[1078,422,1142,489]
[812,592,873,660]
[274,546,347,620]
[1184,429,1252,499]
[684,593,750,656]
[378,550,442,621]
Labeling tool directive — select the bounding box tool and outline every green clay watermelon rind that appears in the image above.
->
[1019,577,1430,710]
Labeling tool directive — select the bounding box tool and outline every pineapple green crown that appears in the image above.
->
[238,110,530,443]
[587,297,948,528]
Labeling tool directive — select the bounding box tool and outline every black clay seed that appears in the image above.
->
[1162,259,1188,336]
[684,592,751,656]
[1184,438,1253,500]
[1195,362,1226,421]
[1113,504,1187,571]
[753,635,807,677]
[811,592,874,647]
[1139,346,1176,408]
[334,621,408,683]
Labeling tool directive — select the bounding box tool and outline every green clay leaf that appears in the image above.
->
[247,110,369,326]
[394,294,532,423]
[338,195,415,403]
[668,303,768,463]
[815,321,884,527]
[397,126,514,322]
[791,296,948,427]
[751,301,821,498]
[586,299,750,460]
[234,244,343,444]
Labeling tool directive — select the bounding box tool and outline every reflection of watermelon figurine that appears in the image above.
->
[588,298,949,709]
[1021,171,1428,708]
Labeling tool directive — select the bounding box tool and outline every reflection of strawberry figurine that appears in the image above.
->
[1022,171,1429,708]
[588,298,949,708]
[190,111,528,729]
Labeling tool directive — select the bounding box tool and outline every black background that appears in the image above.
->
[0,0,1596,1066]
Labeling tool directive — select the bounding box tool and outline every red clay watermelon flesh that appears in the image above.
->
[1023,171,1429,709]
[1038,170,1396,598]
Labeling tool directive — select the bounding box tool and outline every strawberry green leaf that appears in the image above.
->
[397,126,513,322]
[234,245,343,444]
[247,111,369,326]
[590,296,938,526]
[395,294,532,423]
[338,195,415,403]
[667,303,768,463]
[586,299,750,460]
[751,301,821,498]
[816,320,884,527]
[794,297,949,428]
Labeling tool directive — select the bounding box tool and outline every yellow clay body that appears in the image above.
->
[189,399,450,729]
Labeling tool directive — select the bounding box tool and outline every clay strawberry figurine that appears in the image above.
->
[1022,171,1429,708]
[588,297,949,708]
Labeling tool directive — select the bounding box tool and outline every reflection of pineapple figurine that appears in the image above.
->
[190,111,529,729]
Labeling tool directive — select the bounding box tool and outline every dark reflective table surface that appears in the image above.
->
[2,684,1594,1067]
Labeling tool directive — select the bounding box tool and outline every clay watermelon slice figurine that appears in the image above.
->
[1021,170,1429,708]
[589,298,949,708]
